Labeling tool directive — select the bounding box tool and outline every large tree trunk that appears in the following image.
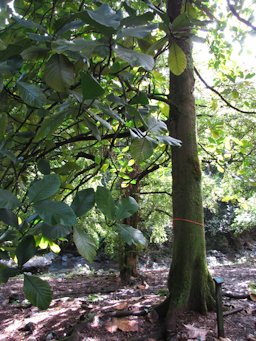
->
[156,0,215,335]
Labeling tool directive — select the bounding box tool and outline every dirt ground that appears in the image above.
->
[0,260,255,341]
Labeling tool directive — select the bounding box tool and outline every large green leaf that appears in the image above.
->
[37,159,51,175]
[23,274,52,310]
[95,186,116,220]
[52,39,101,59]
[0,229,17,242]
[73,226,96,263]
[87,4,121,29]
[40,223,72,240]
[35,110,68,142]
[130,92,149,105]
[17,81,47,108]
[55,162,81,176]
[0,208,18,226]
[94,102,124,123]
[71,188,95,217]
[28,174,61,203]
[0,264,19,284]
[21,46,49,60]
[118,224,147,246]
[0,142,16,163]
[92,113,112,130]
[120,24,158,39]
[56,19,85,35]
[0,38,6,51]
[157,135,182,147]
[146,36,168,55]
[169,42,187,76]
[0,56,23,75]
[172,13,191,31]
[146,116,167,134]
[0,113,7,137]
[35,101,70,141]
[130,138,154,162]
[16,236,36,267]
[84,116,101,141]
[34,200,76,226]
[0,189,20,209]
[115,46,154,71]
[44,54,75,92]
[13,16,46,32]
[0,250,9,260]
[121,12,155,26]
[116,197,139,221]
[81,72,105,100]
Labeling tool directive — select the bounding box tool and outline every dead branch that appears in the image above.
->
[223,307,244,316]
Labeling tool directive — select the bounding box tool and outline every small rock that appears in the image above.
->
[46,331,58,340]
[21,299,32,308]
[19,322,35,333]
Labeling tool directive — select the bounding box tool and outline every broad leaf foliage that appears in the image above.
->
[0,0,192,310]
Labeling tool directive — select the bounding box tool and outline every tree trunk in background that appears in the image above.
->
[156,0,215,335]
[119,176,140,283]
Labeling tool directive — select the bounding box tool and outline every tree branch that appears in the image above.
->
[227,0,256,31]
[194,67,256,115]
[140,191,172,197]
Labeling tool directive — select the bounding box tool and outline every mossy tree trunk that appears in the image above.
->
[156,0,215,334]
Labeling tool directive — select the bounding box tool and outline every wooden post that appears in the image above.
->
[213,277,225,338]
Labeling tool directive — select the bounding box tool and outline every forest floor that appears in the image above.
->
[0,251,255,341]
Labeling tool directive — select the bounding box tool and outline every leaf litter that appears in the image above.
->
[0,259,255,340]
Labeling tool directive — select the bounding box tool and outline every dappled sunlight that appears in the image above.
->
[1,262,255,340]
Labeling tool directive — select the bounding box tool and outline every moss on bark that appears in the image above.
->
[155,0,215,333]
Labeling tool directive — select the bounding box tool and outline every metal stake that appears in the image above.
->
[213,277,225,338]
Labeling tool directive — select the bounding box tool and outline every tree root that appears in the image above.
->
[154,296,170,319]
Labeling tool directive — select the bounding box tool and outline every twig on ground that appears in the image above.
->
[223,307,244,316]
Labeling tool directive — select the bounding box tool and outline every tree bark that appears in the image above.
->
[156,0,215,334]
[119,173,140,283]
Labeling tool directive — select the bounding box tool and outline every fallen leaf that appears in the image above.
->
[90,314,100,328]
[113,302,129,310]
[184,324,208,340]
[249,293,256,301]
[247,335,256,341]
[114,317,139,332]
[137,281,149,290]
[105,320,118,333]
